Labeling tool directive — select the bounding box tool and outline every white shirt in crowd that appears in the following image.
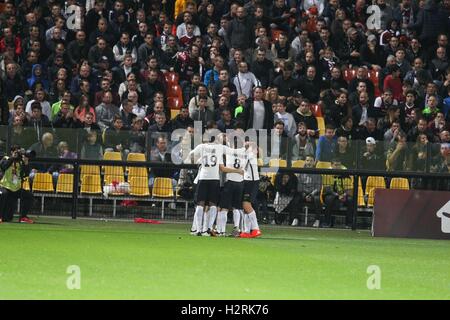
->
[253,100,265,130]
[233,71,261,99]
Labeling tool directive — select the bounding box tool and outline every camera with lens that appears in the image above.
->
[18,148,36,160]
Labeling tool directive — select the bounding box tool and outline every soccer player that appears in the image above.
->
[240,140,262,238]
[216,133,246,237]
[187,135,243,236]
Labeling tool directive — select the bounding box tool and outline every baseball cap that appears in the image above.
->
[100,56,110,63]
[366,137,376,145]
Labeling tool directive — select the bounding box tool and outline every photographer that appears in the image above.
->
[0,146,34,223]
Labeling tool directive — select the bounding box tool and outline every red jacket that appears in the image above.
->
[0,36,21,57]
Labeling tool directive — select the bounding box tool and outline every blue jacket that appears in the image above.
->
[315,136,337,162]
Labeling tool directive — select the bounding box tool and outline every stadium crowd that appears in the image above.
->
[0,0,450,226]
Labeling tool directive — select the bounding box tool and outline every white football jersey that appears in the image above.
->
[223,146,246,183]
[190,143,223,181]
[244,148,260,181]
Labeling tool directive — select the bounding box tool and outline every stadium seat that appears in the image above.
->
[316,161,331,169]
[167,84,183,100]
[104,175,125,185]
[32,173,54,192]
[167,97,183,110]
[369,70,381,96]
[152,177,174,198]
[126,153,148,179]
[271,29,283,43]
[317,117,325,136]
[104,151,122,161]
[56,174,74,194]
[366,176,386,207]
[80,165,100,176]
[103,151,124,177]
[170,109,180,120]
[257,158,264,167]
[269,159,287,168]
[291,160,305,168]
[164,72,179,85]
[311,104,323,117]
[22,177,30,191]
[127,153,146,162]
[80,174,102,194]
[389,178,410,190]
[130,177,151,196]
[343,68,357,83]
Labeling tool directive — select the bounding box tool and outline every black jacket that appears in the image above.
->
[242,99,274,131]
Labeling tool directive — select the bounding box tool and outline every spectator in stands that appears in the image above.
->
[378,105,402,134]
[429,112,449,138]
[26,102,52,144]
[128,117,146,154]
[386,131,409,171]
[292,98,318,137]
[95,91,120,130]
[272,171,298,225]
[51,91,74,120]
[125,90,146,119]
[148,112,173,135]
[383,65,404,102]
[233,61,260,99]
[51,141,78,185]
[407,118,435,143]
[172,106,194,130]
[274,101,296,138]
[298,65,323,103]
[316,125,337,162]
[361,137,385,171]
[242,87,274,131]
[149,134,178,197]
[81,130,104,160]
[188,84,214,117]
[360,34,385,71]
[28,132,58,180]
[353,91,375,128]
[335,135,355,169]
[290,155,323,227]
[374,89,399,119]
[348,81,368,107]
[348,67,375,98]
[191,96,214,127]
[422,94,441,122]
[251,48,274,89]
[325,90,351,129]
[10,114,34,149]
[216,108,235,133]
[25,88,52,121]
[291,122,316,161]
[335,116,357,141]
[384,120,405,147]
[408,133,430,173]
[119,98,137,129]
[103,114,129,158]
[52,100,78,129]
[322,158,354,228]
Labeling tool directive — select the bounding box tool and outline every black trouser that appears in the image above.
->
[290,192,322,224]
[323,194,353,227]
[0,187,33,221]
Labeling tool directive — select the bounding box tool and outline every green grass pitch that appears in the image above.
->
[0,216,449,299]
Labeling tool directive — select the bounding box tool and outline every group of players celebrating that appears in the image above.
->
[186,131,262,238]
